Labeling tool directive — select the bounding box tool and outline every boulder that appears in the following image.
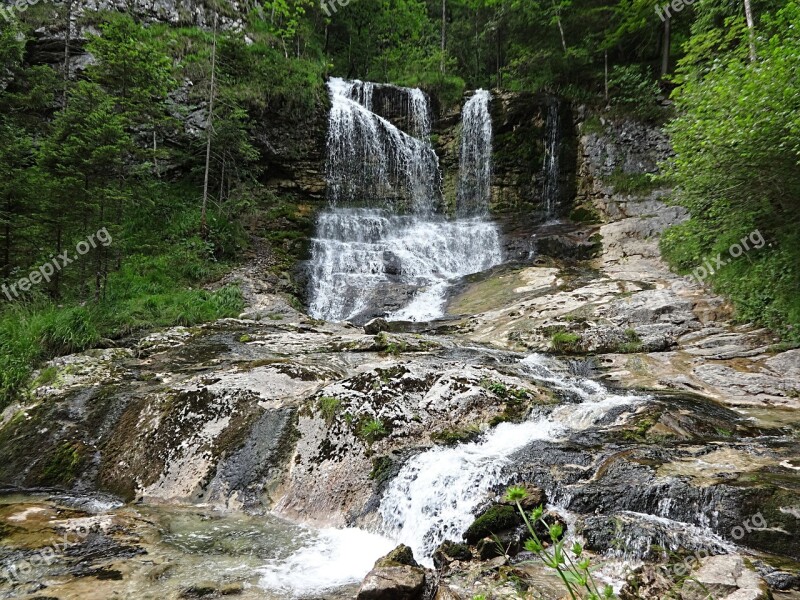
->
[463,504,521,544]
[434,584,463,599]
[356,565,426,600]
[680,555,769,600]
[364,317,391,335]
[375,544,420,568]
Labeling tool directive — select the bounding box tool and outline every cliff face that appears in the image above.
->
[433,90,577,219]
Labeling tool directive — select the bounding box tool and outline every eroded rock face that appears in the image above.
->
[275,359,556,526]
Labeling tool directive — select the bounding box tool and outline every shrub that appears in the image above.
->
[359,418,388,444]
[505,486,617,599]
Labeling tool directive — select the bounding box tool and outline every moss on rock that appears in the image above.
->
[463,504,522,544]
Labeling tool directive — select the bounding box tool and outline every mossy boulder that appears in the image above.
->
[463,504,522,544]
[433,540,472,568]
[374,544,420,568]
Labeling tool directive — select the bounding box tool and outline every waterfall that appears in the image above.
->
[307,210,502,323]
[377,353,644,565]
[543,98,561,217]
[456,90,493,216]
[307,79,503,323]
[325,78,440,212]
[259,354,647,595]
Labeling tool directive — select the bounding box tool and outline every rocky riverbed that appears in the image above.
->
[0,118,798,600]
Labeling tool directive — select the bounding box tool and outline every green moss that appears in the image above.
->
[463,504,522,544]
[369,456,394,484]
[432,424,482,446]
[568,205,601,224]
[41,441,87,486]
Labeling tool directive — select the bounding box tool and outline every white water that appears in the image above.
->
[258,354,646,597]
[325,78,439,212]
[308,209,502,322]
[457,90,493,216]
[378,353,645,565]
[543,99,561,217]
[308,79,503,323]
[259,527,395,597]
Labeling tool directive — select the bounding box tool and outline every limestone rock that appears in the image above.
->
[356,565,426,600]
[364,317,391,335]
[680,555,769,600]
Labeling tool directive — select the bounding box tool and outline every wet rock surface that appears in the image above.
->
[0,115,798,600]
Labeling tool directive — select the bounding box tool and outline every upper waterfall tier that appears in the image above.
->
[325,78,441,213]
[456,89,493,216]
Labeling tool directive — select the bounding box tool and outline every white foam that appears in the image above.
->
[258,527,395,598]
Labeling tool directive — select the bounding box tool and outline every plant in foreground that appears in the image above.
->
[505,486,616,600]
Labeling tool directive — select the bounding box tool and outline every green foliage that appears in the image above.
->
[663,1,800,341]
[505,486,617,599]
[359,417,388,444]
[607,64,662,121]
[550,331,582,353]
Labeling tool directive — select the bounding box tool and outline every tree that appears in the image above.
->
[201,14,218,239]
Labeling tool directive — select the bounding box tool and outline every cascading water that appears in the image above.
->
[259,354,648,595]
[307,79,503,323]
[377,353,645,565]
[324,78,439,211]
[543,98,561,218]
[456,90,493,216]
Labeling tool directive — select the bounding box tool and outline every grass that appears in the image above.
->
[550,331,582,353]
[317,396,341,423]
[0,252,244,409]
[359,418,388,445]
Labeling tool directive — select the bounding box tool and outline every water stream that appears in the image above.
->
[259,354,648,594]
[307,79,503,323]
[543,98,562,218]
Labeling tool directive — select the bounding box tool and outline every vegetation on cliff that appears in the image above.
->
[0,0,798,407]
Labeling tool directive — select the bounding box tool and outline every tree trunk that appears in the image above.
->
[62,0,73,107]
[440,0,446,74]
[743,0,757,62]
[661,13,671,77]
[604,49,609,102]
[201,14,218,239]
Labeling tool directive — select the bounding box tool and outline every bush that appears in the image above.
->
[608,64,662,121]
